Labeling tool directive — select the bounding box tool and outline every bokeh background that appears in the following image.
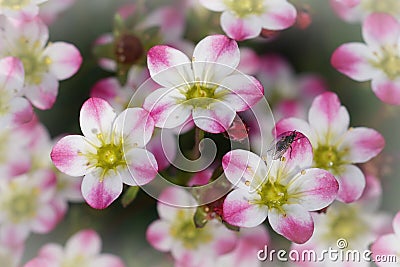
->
[25,0,400,266]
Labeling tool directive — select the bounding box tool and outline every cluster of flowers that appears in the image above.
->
[1,0,399,266]
[0,1,126,266]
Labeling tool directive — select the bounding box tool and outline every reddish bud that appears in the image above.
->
[114,34,144,65]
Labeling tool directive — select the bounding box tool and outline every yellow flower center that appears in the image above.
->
[322,204,368,248]
[96,143,125,170]
[184,82,219,109]
[253,180,289,215]
[83,133,128,181]
[13,38,52,86]
[371,45,400,81]
[1,182,39,223]
[61,255,88,267]
[0,0,30,10]
[169,210,212,249]
[313,145,347,174]
[223,0,265,18]
[361,0,400,16]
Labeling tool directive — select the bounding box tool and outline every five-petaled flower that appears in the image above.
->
[0,170,62,245]
[143,34,264,134]
[51,97,158,209]
[146,187,237,267]
[275,92,384,203]
[331,13,400,105]
[199,0,297,41]
[222,131,339,244]
[0,17,82,110]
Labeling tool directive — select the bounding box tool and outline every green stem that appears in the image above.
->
[193,127,204,159]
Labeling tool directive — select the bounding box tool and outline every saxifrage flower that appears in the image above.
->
[146,187,237,267]
[199,0,297,40]
[331,13,400,105]
[24,229,125,267]
[51,97,158,209]
[275,92,384,203]
[222,131,338,244]
[143,34,264,134]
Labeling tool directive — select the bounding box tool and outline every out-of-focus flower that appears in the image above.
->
[275,92,385,203]
[254,53,327,120]
[0,234,24,267]
[0,170,62,244]
[0,17,82,110]
[0,0,47,20]
[331,13,400,105]
[146,187,237,267]
[330,0,400,23]
[19,115,83,218]
[371,211,400,266]
[39,0,76,25]
[222,132,338,244]
[24,229,125,267]
[199,0,297,40]
[143,34,264,134]
[238,53,327,154]
[0,124,32,180]
[291,203,391,266]
[291,174,391,267]
[215,225,270,267]
[51,98,158,209]
[0,57,32,128]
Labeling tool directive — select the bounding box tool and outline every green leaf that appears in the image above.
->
[121,186,140,207]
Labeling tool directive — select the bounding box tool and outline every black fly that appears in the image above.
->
[267,130,301,160]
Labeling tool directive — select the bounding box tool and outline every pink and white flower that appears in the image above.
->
[0,170,62,245]
[371,211,400,266]
[90,66,153,113]
[222,132,339,244]
[39,0,76,25]
[24,229,125,267]
[330,0,400,23]
[239,53,327,155]
[143,34,264,133]
[146,187,237,267]
[0,57,33,128]
[291,174,391,267]
[215,225,270,267]
[91,68,177,171]
[0,0,47,20]
[199,0,297,40]
[20,115,83,217]
[0,17,82,110]
[256,53,327,120]
[0,123,32,180]
[331,13,400,105]
[275,92,385,203]
[51,97,158,209]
